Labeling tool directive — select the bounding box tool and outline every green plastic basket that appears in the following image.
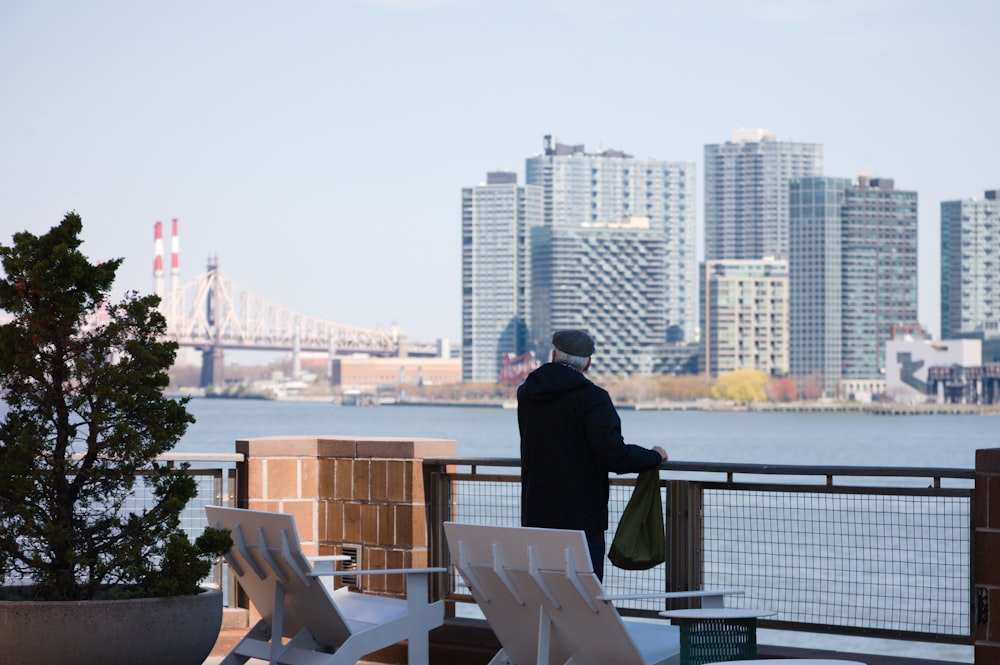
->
[678,616,757,665]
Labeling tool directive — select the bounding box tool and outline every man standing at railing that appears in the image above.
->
[518,329,668,581]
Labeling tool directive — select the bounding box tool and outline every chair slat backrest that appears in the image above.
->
[206,506,352,646]
[444,522,647,665]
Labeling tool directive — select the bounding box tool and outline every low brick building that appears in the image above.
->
[330,356,461,391]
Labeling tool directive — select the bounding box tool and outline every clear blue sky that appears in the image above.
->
[2,0,997,345]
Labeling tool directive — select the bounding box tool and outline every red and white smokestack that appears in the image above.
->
[170,218,180,291]
[153,221,165,297]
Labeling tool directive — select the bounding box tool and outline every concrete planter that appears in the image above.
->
[0,587,222,665]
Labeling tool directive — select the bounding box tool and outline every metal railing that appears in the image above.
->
[423,457,975,645]
[153,453,242,594]
[67,453,239,596]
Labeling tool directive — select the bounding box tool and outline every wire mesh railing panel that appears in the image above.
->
[700,487,971,637]
[123,469,224,542]
[447,475,521,597]
[430,458,974,643]
[451,476,522,526]
[122,466,235,597]
[603,478,669,612]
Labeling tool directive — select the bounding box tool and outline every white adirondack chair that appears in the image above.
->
[444,522,743,665]
[206,506,445,665]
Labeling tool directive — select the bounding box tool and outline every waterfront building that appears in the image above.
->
[956,321,1000,364]
[461,172,543,382]
[704,128,823,261]
[941,189,1000,339]
[701,257,789,377]
[526,135,697,343]
[887,335,982,403]
[530,217,666,376]
[330,355,462,392]
[789,175,919,396]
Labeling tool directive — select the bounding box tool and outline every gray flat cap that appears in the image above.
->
[552,330,595,357]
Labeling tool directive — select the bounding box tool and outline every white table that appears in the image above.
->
[659,608,777,665]
[659,608,777,621]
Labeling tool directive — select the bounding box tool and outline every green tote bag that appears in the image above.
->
[608,467,665,570]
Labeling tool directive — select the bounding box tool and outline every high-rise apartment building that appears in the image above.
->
[789,176,848,392]
[530,218,666,376]
[941,189,1000,339]
[705,129,823,261]
[701,257,789,377]
[841,176,919,380]
[789,175,918,395]
[526,135,697,343]
[461,172,542,382]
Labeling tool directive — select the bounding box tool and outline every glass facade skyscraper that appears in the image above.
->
[461,172,542,382]
[941,190,1000,339]
[841,177,918,380]
[705,129,823,261]
[526,135,697,343]
[789,175,918,395]
[788,177,848,393]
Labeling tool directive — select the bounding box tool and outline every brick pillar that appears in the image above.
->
[236,435,456,594]
[975,448,1000,663]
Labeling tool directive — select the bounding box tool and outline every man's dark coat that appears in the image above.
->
[518,362,662,534]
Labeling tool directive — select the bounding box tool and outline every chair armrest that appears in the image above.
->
[307,555,351,574]
[309,567,447,613]
[597,588,744,609]
[308,567,448,577]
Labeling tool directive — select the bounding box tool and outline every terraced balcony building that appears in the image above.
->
[526,135,696,343]
[530,217,667,377]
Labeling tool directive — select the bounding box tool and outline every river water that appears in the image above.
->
[177,397,995,471]
[177,397,990,662]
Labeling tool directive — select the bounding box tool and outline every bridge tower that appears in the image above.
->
[199,256,225,388]
[200,347,225,388]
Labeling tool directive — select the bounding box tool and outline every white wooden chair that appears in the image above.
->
[443,522,743,665]
[206,506,445,665]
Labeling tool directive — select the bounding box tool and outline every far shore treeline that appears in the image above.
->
[167,363,996,414]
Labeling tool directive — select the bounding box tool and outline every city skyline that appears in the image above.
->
[2,1,998,346]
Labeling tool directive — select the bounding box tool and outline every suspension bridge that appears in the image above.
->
[159,258,417,386]
[150,220,430,387]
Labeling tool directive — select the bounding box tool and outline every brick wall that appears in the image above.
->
[235,434,456,596]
